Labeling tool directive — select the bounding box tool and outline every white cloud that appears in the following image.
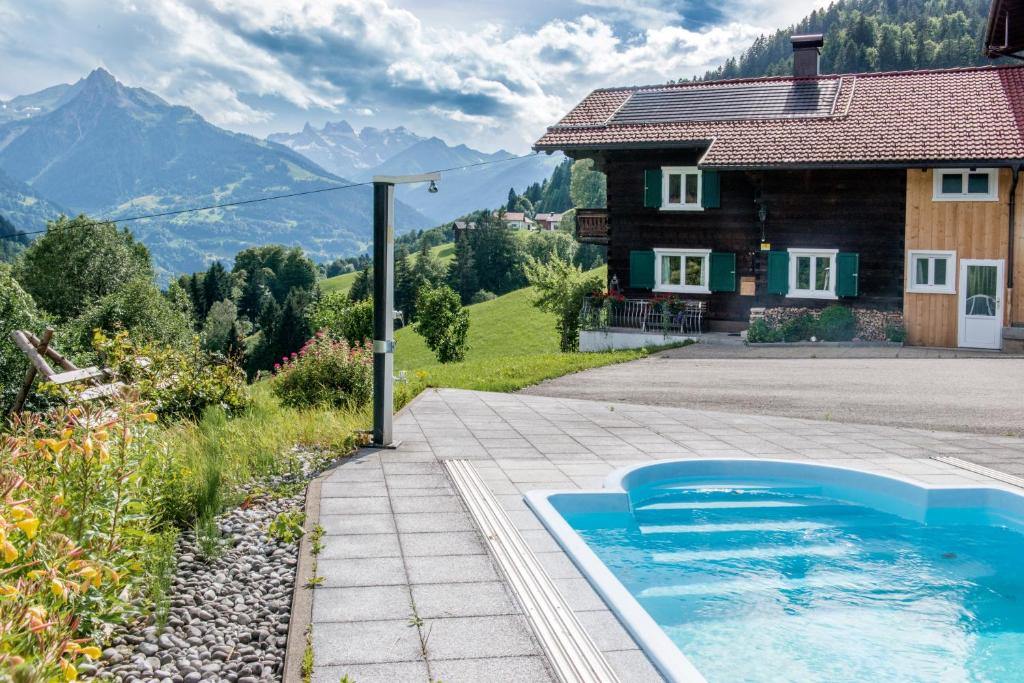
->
[0,0,824,150]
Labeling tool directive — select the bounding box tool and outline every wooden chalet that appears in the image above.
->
[535,35,1024,350]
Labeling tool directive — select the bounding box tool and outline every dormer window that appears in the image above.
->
[933,169,998,201]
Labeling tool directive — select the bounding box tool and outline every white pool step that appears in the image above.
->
[638,571,884,598]
[639,521,829,535]
[653,543,850,563]
[637,500,807,511]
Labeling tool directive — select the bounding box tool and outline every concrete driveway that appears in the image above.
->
[521,345,1024,436]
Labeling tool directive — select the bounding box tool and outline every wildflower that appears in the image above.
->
[141,412,158,423]
[50,579,68,601]
[48,439,69,454]
[16,517,39,539]
[2,539,18,563]
[60,658,77,681]
[9,505,30,521]
[0,584,17,596]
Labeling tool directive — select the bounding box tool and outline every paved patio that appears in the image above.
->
[308,388,1024,682]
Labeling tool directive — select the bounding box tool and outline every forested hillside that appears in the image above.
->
[702,0,997,80]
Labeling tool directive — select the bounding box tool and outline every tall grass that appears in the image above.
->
[154,383,369,525]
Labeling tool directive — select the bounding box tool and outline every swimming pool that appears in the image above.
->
[525,459,1024,683]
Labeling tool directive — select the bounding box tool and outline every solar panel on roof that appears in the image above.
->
[609,79,841,124]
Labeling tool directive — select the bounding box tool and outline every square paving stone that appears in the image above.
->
[553,577,608,611]
[422,615,539,660]
[429,656,556,683]
[405,554,499,584]
[320,513,396,536]
[390,495,464,514]
[317,533,401,560]
[324,468,385,483]
[576,610,641,651]
[386,473,450,489]
[321,482,389,498]
[605,649,665,683]
[382,461,441,474]
[320,496,391,515]
[411,581,516,618]
[312,619,421,665]
[313,662,429,683]
[400,531,485,557]
[317,557,407,587]
[312,585,412,623]
[395,511,475,533]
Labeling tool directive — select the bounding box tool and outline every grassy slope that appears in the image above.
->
[321,242,456,295]
[393,266,652,393]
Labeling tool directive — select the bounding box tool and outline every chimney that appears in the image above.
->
[791,34,824,78]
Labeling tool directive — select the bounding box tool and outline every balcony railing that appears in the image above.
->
[575,208,609,245]
[581,296,706,334]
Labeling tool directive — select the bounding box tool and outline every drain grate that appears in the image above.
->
[444,459,620,683]
[931,456,1024,489]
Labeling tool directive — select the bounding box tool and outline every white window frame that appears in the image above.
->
[932,168,998,202]
[661,166,703,211]
[653,248,711,294]
[906,250,956,294]
[787,248,838,300]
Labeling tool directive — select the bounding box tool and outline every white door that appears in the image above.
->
[958,259,1004,350]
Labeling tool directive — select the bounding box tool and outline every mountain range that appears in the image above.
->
[268,121,563,224]
[0,69,433,277]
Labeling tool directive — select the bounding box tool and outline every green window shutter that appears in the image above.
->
[836,252,859,297]
[709,252,736,292]
[766,251,789,295]
[701,171,721,209]
[643,169,662,208]
[629,250,656,289]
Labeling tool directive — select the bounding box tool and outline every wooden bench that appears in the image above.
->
[7,328,124,415]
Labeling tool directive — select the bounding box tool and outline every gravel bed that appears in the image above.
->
[88,491,303,682]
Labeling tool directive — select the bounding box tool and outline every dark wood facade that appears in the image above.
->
[595,149,907,324]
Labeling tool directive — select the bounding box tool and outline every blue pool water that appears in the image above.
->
[553,474,1024,683]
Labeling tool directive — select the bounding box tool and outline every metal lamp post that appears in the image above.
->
[371,172,439,448]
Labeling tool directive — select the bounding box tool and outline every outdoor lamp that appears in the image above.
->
[428,179,439,193]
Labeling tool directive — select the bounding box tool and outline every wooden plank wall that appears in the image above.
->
[904,169,1014,347]
[603,149,906,322]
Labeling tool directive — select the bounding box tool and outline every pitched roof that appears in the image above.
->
[534,65,1024,168]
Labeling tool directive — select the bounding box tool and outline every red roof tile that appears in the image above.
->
[534,66,1024,167]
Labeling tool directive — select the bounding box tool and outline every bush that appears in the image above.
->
[780,314,817,342]
[94,331,250,422]
[308,292,374,347]
[885,322,906,343]
[414,286,470,363]
[0,265,43,411]
[745,319,782,343]
[0,402,164,679]
[470,290,497,304]
[816,305,857,341]
[69,277,192,352]
[524,256,603,352]
[272,333,373,409]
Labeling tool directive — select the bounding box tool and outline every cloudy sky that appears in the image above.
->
[0,0,823,152]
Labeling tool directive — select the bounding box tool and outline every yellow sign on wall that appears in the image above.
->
[760,242,771,251]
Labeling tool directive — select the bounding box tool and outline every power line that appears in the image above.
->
[0,151,543,242]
